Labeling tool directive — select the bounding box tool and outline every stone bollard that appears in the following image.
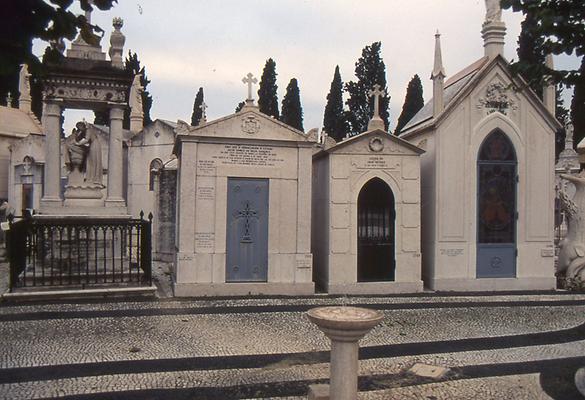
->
[307,306,383,400]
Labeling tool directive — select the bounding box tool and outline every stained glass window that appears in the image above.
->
[477,131,517,244]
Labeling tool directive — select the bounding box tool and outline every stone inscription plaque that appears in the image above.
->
[197,160,216,175]
[541,248,554,257]
[212,144,284,167]
[197,186,215,201]
[439,248,464,257]
[296,254,313,269]
[195,232,215,250]
[352,156,398,170]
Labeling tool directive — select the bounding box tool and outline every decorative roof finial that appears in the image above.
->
[242,73,258,106]
[366,84,386,131]
[109,17,125,68]
[199,101,208,124]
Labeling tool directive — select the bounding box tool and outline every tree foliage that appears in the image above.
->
[281,78,303,131]
[395,74,424,135]
[122,51,153,129]
[191,87,204,126]
[257,58,279,119]
[1,0,115,117]
[345,42,390,135]
[323,65,348,142]
[572,57,585,151]
[502,0,585,86]
[516,11,545,98]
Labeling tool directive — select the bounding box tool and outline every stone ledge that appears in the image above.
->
[428,277,556,292]
[173,282,315,297]
[2,285,157,302]
[326,280,424,295]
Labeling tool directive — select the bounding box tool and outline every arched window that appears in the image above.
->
[149,158,163,191]
[477,130,517,278]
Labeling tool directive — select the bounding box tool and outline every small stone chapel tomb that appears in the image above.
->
[399,2,560,291]
[172,74,316,296]
[312,85,424,294]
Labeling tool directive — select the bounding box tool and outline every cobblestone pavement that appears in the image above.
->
[0,291,584,399]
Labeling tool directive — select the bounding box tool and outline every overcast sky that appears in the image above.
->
[34,0,580,134]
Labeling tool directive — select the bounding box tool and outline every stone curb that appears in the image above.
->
[1,285,157,302]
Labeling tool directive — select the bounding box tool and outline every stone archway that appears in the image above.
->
[357,177,396,282]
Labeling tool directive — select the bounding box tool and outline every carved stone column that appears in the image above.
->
[40,100,63,209]
[106,105,125,207]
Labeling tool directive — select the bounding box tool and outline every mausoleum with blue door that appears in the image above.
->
[399,8,561,291]
[172,81,316,297]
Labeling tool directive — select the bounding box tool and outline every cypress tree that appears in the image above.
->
[517,11,545,98]
[257,58,279,119]
[323,65,348,142]
[345,42,390,135]
[122,51,153,129]
[395,74,424,135]
[572,57,585,152]
[281,78,304,131]
[191,87,204,126]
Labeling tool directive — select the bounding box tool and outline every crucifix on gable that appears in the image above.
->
[242,72,258,105]
[367,84,386,119]
[199,101,208,123]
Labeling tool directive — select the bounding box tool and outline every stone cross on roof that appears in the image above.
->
[367,84,386,119]
[242,73,258,104]
[199,101,208,123]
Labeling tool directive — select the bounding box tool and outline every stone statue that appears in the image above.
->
[66,121,103,186]
[18,64,31,100]
[485,0,502,24]
[557,171,585,284]
[129,74,144,118]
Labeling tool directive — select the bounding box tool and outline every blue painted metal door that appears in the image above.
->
[477,131,517,278]
[226,178,269,282]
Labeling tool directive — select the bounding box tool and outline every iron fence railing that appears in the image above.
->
[7,212,152,291]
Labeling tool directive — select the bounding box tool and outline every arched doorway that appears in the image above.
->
[357,177,395,281]
[477,130,517,278]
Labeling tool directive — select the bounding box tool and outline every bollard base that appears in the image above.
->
[308,383,330,400]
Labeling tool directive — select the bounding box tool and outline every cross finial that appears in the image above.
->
[199,101,208,123]
[367,84,386,118]
[242,73,258,104]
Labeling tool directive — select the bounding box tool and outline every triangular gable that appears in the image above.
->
[9,134,45,164]
[317,129,424,158]
[400,55,562,139]
[176,106,313,143]
[129,119,176,146]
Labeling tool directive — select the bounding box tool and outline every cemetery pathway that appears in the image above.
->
[0,292,584,399]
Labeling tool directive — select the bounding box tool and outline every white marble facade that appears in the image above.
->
[172,103,316,296]
[312,129,424,294]
[400,57,560,292]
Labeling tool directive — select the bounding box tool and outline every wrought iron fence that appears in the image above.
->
[7,212,152,291]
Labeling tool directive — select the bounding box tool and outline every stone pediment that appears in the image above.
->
[176,106,314,144]
[325,129,424,156]
[130,119,177,146]
[9,134,45,163]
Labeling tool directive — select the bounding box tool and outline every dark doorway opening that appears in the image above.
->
[357,177,396,282]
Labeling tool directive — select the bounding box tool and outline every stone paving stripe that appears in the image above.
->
[2,321,584,385]
[32,356,585,400]
[1,299,584,322]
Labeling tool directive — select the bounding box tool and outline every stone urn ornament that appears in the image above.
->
[557,171,585,287]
